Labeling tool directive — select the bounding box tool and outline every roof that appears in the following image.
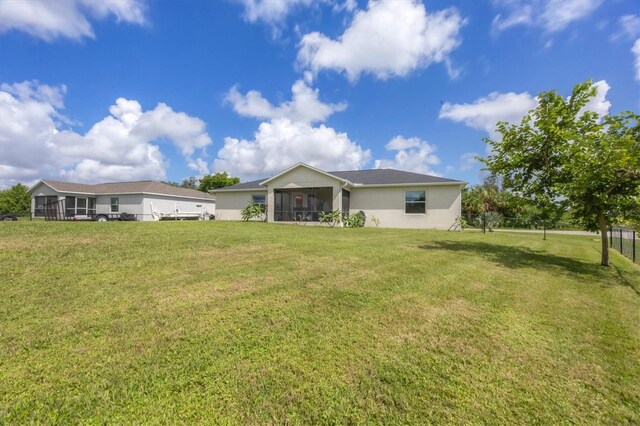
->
[215,166,464,192]
[329,169,464,185]
[33,180,215,200]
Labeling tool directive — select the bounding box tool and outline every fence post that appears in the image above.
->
[620,228,623,253]
[609,227,612,248]
[633,230,636,263]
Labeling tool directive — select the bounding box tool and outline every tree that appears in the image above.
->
[163,177,201,190]
[0,183,31,213]
[181,177,198,190]
[483,80,640,265]
[199,172,240,192]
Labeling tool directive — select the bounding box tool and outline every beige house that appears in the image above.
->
[29,180,216,221]
[213,163,465,229]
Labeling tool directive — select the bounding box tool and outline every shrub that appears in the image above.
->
[241,203,266,222]
[319,210,342,227]
[344,211,366,228]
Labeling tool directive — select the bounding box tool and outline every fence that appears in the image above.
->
[610,227,638,264]
[461,212,580,233]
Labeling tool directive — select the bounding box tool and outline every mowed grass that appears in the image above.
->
[1,221,639,424]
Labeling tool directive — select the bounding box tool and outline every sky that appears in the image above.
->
[0,0,638,189]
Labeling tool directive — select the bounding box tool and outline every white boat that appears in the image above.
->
[150,202,211,221]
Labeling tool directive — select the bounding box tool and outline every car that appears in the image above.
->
[0,214,18,221]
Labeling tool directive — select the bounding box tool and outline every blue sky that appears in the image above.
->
[0,0,638,188]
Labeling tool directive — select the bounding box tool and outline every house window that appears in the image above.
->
[252,194,266,208]
[405,191,426,214]
[110,198,119,213]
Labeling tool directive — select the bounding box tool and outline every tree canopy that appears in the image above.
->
[0,183,31,214]
[482,80,640,266]
[198,172,240,192]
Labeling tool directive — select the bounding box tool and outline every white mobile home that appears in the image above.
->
[29,180,215,221]
[214,163,465,229]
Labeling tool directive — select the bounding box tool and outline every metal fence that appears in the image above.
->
[461,212,579,233]
[610,227,638,264]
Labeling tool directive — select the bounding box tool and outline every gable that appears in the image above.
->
[264,164,346,189]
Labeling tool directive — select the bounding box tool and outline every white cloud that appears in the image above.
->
[633,39,640,81]
[580,80,610,117]
[439,80,612,138]
[214,118,370,179]
[297,0,466,81]
[459,152,480,171]
[234,0,314,25]
[611,15,640,41]
[492,0,602,34]
[0,0,146,41]
[0,81,212,187]
[374,136,440,175]
[439,91,538,138]
[225,80,346,124]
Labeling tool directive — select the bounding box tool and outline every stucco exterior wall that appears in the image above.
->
[143,195,215,220]
[215,191,267,221]
[95,194,144,217]
[265,167,343,222]
[350,185,462,230]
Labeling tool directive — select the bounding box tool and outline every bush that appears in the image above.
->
[319,210,342,227]
[241,203,266,222]
[344,211,366,228]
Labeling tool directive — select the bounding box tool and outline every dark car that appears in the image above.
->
[0,214,18,221]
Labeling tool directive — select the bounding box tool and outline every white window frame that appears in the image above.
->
[110,197,119,213]
[404,190,426,215]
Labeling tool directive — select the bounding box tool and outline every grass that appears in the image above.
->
[1,221,639,424]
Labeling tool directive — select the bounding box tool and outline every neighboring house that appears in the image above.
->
[213,163,465,229]
[29,180,215,221]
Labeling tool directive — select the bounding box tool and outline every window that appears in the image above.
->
[76,197,87,215]
[252,194,266,208]
[110,198,119,213]
[405,191,426,214]
[88,198,96,215]
[34,196,58,217]
[65,196,76,217]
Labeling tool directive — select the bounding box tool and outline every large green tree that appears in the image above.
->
[198,172,240,192]
[483,80,640,266]
[0,183,31,214]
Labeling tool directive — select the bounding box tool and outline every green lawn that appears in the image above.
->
[1,222,639,424]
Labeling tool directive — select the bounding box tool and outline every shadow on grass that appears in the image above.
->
[419,240,602,278]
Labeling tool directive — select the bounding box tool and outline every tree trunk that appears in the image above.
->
[598,212,609,267]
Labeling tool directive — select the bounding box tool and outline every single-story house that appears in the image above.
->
[29,180,215,221]
[213,163,465,229]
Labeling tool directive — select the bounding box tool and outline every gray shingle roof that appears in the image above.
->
[215,168,463,191]
[39,180,215,200]
[329,169,464,185]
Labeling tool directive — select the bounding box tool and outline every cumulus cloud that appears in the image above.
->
[374,136,440,175]
[439,80,612,138]
[439,91,538,138]
[633,40,640,81]
[297,0,466,81]
[492,0,602,34]
[214,118,370,179]
[0,81,212,187]
[225,80,346,124]
[0,0,146,41]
